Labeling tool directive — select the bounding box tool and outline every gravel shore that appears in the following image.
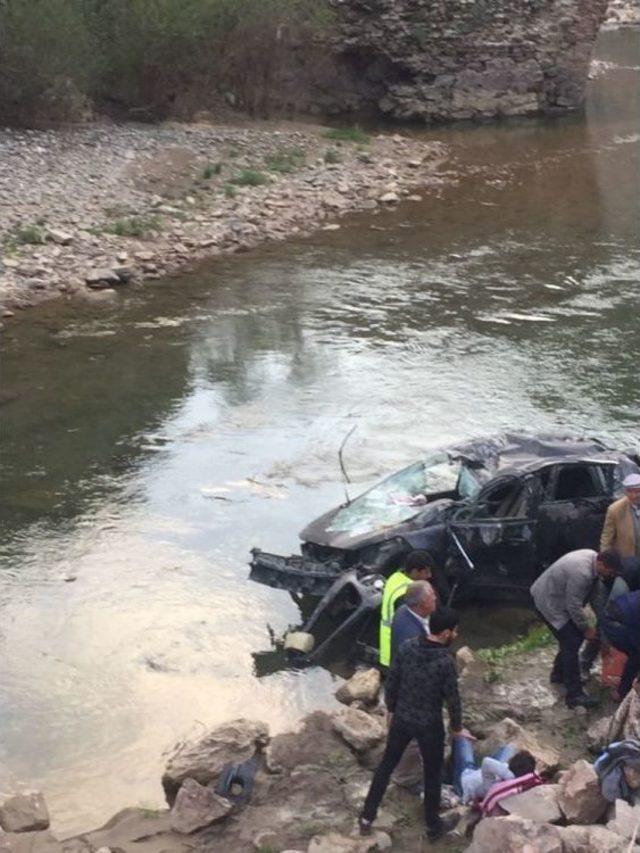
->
[0,122,448,315]
[605,0,640,25]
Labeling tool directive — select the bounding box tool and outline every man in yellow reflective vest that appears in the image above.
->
[379,549,437,668]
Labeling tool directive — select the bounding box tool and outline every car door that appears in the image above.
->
[448,474,538,595]
[536,461,616,568]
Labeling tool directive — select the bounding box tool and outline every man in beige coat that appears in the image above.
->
[601,473,640,559]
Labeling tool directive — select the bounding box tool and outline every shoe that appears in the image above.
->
[424,822,445,843]
[566,692,599,709]
[357,815,373,837]
[424,813,458,843]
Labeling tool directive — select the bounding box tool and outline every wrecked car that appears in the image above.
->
[250,433,639,663]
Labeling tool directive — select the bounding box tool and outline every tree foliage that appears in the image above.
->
[0,0,335,124]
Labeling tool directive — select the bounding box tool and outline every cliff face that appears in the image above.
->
[331,0,610,120]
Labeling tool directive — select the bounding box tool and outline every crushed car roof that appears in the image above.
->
[446,433,620,473]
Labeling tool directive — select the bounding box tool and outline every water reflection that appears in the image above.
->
[0,28,638,837]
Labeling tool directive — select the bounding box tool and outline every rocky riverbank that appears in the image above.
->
[0,122,448,316]
[3,646,639,853]
[605,0,640,26]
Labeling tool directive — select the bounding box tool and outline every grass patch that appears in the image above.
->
[105,215,161,238]
[323,127,370,144]
[296,820,325,839]
[230,169,269,187]
[202,162,223,180]
[265,147,305,174]
[477,625,554,682]
[11,223,47,245]
[223,184,237,199]
[323,147,342,164]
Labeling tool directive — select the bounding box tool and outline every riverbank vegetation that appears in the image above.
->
[0,0,334,126]
[477,625,554,682]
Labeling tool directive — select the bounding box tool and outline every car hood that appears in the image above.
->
[300,498,453,550]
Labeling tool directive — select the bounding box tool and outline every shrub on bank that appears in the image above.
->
[0,0,335,126]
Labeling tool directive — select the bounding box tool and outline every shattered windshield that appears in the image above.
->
[327,453,479,537]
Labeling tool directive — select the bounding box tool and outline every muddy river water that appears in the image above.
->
[1,28,639,836]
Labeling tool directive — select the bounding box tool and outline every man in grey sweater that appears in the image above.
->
[531,548,621,708]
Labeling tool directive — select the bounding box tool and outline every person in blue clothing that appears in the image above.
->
[390,580,436,662]
[600,589,640,699]
[451,737,536,803]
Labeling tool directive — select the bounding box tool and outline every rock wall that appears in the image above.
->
[330,0,611,120]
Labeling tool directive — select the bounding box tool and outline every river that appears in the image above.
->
[0,28,638,837]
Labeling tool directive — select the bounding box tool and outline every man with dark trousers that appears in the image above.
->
[359,606,472,843]
[531,548,621,708]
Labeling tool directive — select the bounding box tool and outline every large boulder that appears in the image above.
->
[606,798,640,841]
[331,707,386,754]
[499,785,561,823]
[0,830,61,852]
[557,759,607,824]
[465,815,563,853]
[479,718,560,775]
[169,778,232,834]
[558,824,631,853]
[266,712,359,775]
[335,669,381,706]
[0,793,50,833]
[162,718,269,804]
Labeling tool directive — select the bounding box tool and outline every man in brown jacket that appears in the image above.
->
[601,473,640,559]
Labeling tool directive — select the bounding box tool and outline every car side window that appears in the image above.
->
[466,480,527,520]
[549,464,606,501]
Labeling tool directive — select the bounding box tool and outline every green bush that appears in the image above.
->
[265,147,305,173]
[230,169,269,187]
[0,0,335,125]
[323,127,371,144]
[105,215,162,238]
[323,147,342,164]
[0,0,98,124]
[11,224,47,245]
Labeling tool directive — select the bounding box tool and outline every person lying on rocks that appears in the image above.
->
[359,606,474,844]
[478,759,544,818]
[451,737,537,805]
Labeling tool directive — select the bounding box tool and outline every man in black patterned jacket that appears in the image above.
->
[359,607,473,843]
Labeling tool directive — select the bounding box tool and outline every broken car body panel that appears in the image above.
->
[249,433,639,661]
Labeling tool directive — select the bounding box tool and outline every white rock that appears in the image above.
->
[170,777,232,834]
[85,268,120,287]
[331,707,385,753]
[455,646,476,673]
[46,228,73,245]
[557,759,607,824]
[500,784,562,823]
[606,797,640,840]
[335,669,381,706]
[378,192,399,203]
[466,815,563,853]
[0,792,50,832]
[558,824,631,853]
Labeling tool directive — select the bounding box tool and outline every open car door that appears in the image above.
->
[449,474,538,598]
[536,460,617,567]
